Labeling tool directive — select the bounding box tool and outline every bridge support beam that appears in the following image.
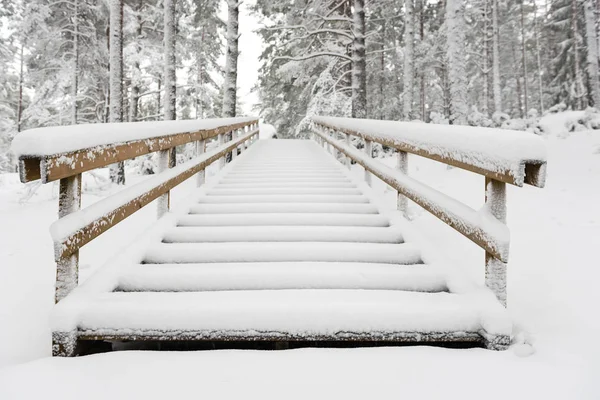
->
[397,150,408,217]
[485,177,507,307]
[55,174,81,303]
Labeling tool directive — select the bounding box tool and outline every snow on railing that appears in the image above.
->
[12,117,259,302]
[313,116,547,188]
[311,116,548,306]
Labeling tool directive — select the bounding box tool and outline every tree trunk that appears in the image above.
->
[512,41,523,115]
[492,0,502,113]
[379,19,385,119]
[223,0,239,118]
[403,0,414,120]
[352,0,367,118]
[72,0,79,125]
[109,0,125,185]
[17,43,24,133]
[585,0,600,107]
[446,0,468,124]
[533,0,544,113]
[129,0,143,122]
[164,0,177,167]
[419,0,426,120]
[572,0,585,109]
[520,0,528,116]
[483,0,489,114]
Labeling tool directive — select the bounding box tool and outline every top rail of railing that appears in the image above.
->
[12,117,258,183]
[312,116,547,188]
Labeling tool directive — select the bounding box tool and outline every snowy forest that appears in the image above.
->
[1,0,600,173]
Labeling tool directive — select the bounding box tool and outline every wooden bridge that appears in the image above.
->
[12,117,547,356]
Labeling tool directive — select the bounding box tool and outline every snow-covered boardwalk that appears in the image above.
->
[11,117,548,356]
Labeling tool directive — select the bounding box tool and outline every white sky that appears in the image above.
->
[219,1,263,116]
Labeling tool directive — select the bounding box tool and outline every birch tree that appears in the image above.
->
[223,0,239,118]
[352,0,367,118]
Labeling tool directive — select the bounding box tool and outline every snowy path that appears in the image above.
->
[47,139,509,349]
[1,132,599,398]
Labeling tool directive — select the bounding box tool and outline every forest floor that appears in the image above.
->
[0,116,598,399]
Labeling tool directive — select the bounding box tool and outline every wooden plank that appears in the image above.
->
[20,120,257,183]
[55,132,256,260]
[18,158,41,183]
[55,174,81,303]
[314,129,508,262]
[314,121,546,188]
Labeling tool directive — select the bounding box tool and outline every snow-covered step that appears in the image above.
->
[215,181,357,188]
[188,203,379,214]
[231,166,339,171]
[176,213,390,227]
[163,226,402,243]
[219,177,352,184]
[226,171,346,177]
[196,194,370,204]
[75,290,510,341]
[143,242,422,264]
[206,187,363,196]
[117,262,445,292]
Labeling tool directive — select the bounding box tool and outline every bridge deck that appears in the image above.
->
[51,140,511,354]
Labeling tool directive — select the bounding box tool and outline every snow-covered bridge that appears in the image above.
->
[11,117,547,356]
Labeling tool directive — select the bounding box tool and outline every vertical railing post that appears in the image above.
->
[157,148,172,218]
[397,150,408,217]
[196,139,206,187]
[218,132,225,168]
[55,173,81,303]
[344,133,351,169]
[364,139,372,186]
[231,128,238,160]
[485,177,507,307]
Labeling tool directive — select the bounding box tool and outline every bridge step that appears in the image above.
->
[206,187,362,195]
[177,213,390,227]
[117,262,445,292]
[74,290,510,347]
[163,226,402,243]
[188,203,379,214]
[214,181,357,188]
[197,194,370,203]
[219,177,352,183]
[143,242,422,264]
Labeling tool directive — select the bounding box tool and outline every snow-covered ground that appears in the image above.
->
[0,121,599,399]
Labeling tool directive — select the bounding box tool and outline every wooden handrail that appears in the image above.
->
[14,118,257,183]
[313,116,547,188]
[51,128,258,261]
[311,117,548,307]
[13,118,260,303]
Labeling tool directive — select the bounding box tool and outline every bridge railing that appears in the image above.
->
[311,116,547,306]
[12,117,259,302]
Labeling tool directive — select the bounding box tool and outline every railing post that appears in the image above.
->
[364,139,372,186]
[157,149,172,218]
[485,177,507,307]
[196,139,206,187]
[218,132,225,168]
[55,174,81,303]
[232,129,238,160]
[397,150,408,217]
[344,133,351,169]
